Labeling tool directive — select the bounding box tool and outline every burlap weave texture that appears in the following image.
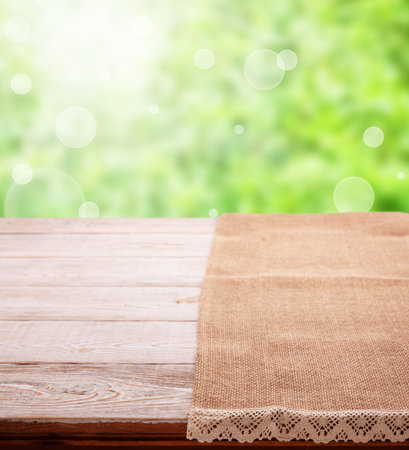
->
[187,212,409,443]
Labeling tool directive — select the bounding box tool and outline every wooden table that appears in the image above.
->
[0,219,405,449]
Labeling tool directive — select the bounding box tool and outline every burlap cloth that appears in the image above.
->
[187,212,409,443]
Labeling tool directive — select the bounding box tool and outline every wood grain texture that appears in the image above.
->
[0,437,403,449]
[0,218,403,448]
[0,363,193,420]
[0,218,217,234]
[0,257,207,287]
[0,287,200,321]
[0,233,213,257]
[0,218,203,443]
[6,421,401,445]
[0,321,196,363]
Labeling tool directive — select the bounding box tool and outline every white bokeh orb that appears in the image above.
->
[244,49,285,90]
[79,201,100,218]
[277,49,298,71]
[132,16,153,36]
[56,107,96,148]
[101,70,111,81]
[234,124,244,135]
[208,208,218,218]
[4,16,30,42]
[4,168,85,217]
[363,126,384,147]
[12,163,33,185]
[194,48,215,70]
[333,177,374,212]
[397,172,405,180]
[150,104,160,114]
[10,74,32,95]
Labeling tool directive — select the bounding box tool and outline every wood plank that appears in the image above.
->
[0,258,207,287]
[0,321,196,363]
[0,234,213,257]
[0,421,405,449]
[0,287,200,321]
[0,218,217,234]
[0,219,406,448]
[1,360,400,446]
[0,437,403,449]
[0,363,193,420]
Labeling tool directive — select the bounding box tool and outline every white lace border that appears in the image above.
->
[187,406,409,443]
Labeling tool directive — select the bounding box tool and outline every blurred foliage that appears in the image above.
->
[0,0,408,217]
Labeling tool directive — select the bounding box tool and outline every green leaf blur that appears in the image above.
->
[1,0,408,217]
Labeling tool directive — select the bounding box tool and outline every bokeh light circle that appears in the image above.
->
[4,16,30,42]
[244,49,285,90]
[194,48,215,70]
[79,201,100,218]
[132,16,153,36]
[4,168,85,217]
[12,163,33,185]
[56,107,96,148]
[277,49,298,71]
[397,171,405,180]
[333,177,374,212]
[363,126,384,147]
[10,73,32,95]
[208,208,218,218]
[101,70,111,81]
[234,124,244,135]
[150,104,160,114]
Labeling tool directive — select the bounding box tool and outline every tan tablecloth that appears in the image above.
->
[187,212,409,443]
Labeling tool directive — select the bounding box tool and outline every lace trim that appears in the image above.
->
[187,406,409,443]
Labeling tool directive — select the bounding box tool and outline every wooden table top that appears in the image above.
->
[0,218,405,449]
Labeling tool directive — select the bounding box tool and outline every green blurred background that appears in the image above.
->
[1,0,408,217]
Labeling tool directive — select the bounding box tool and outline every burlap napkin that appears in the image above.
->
[187,212,409,443]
